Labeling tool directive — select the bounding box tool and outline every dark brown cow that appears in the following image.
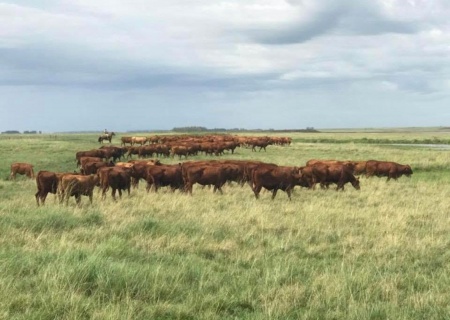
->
[97,167,131,200]
[311,163,360,191]
[365,160,413,181]
[10,162,34,180]
[99,146,126,162]
[251,164,302,200]
[146,164,184,192]
[59,174,99,205]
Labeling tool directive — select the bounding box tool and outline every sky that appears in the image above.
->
[1,0,450,132]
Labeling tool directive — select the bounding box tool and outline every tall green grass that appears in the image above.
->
[0,131,449,319]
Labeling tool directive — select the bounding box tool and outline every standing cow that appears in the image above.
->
[10,162,34,180]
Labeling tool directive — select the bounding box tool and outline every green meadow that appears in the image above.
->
[0,130,449,319]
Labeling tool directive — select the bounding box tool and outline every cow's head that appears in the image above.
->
[352,177,361,190]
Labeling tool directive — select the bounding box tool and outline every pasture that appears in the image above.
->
[0,131,449,319]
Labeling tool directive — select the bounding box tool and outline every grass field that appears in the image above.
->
[1,131,449,319]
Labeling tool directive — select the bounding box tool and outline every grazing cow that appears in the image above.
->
[365,160,413,181]
[97,167,131,200]
[251,165,302,200]
[146,164,184,192]
[311,163,360,191]
[59,174,99,205]
[10,162,34,180]
[296,166,316,189]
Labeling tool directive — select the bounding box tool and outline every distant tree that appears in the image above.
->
[1,130,20,134]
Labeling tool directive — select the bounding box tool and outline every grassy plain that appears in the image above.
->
[0,130,449,319]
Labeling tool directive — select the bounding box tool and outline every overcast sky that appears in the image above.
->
[1,0,449,132]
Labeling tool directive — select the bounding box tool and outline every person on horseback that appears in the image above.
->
[103,129,108,134]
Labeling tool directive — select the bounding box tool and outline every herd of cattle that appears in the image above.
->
[10,134,413,205]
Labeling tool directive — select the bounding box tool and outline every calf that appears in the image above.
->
[10,162,34,180]
[59,174,99,205]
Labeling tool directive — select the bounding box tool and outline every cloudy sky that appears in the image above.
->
[1,0,449,132]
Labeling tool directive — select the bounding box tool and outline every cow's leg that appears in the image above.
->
[285,188,292,200]
[112,189,117,201]
[253,184,262,199]
[271,189,278,200]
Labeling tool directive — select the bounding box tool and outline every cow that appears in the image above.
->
[170,146,190,159]
[99,146,126,162]
[365,160,413,181]
[97,167,131,200]
[131,136,148,146]
[251,164,302,200]
[121,136,133,146]
[145,164,184,193]
[249,138,272,152]
[35,171,80,206]
[10,162,34,180]
[182,164,227,195]
[35,171,59,206]
[311,163,360,191]
[59,174,99,205]
[78,156,103,169]
[81,160,115,175]
[76,149,107,165]
[127,159,161,188]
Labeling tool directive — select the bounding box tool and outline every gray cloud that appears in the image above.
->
[250,1,421,45]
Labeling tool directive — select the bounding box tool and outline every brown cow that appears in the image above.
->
[311,163,360,191]
[131,136,148,146]
[10,162,34,180]
[35,171,80,205]
[251,164,302,200]
[97,167,131,200]
[146,164,184,192]
[81,160,114,175]
[121,136,133,146]
[365,160,413,181]
[35,171,58,206]
[182,164,227,195]
[76,149,107,165]
[59,174,99,205]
